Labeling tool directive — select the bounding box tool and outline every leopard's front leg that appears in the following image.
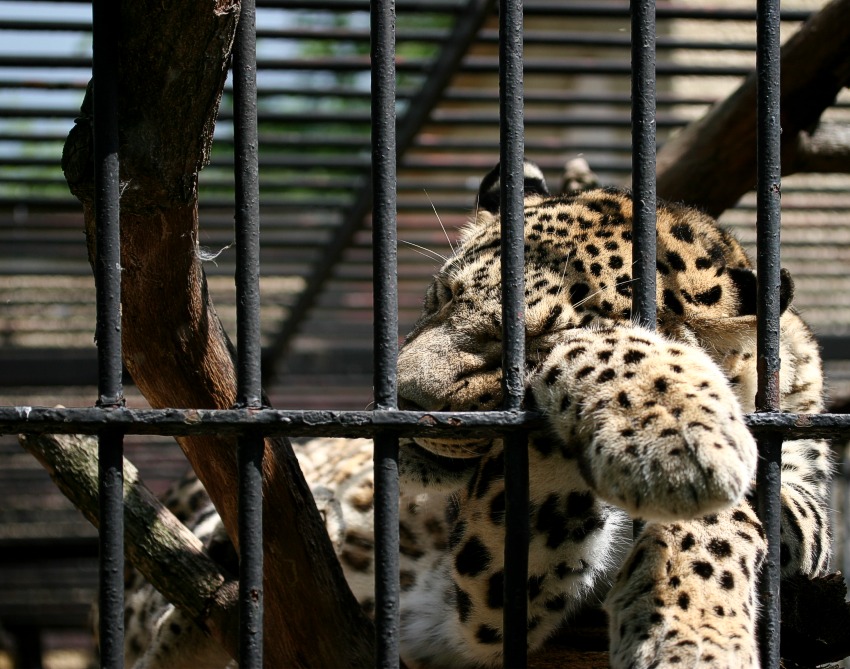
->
[532,325,758,521]
[606,505,765,668]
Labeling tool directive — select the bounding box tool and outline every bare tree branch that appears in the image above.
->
[788,121,850,175]
[656,0,850,216]
[19,432,240,662]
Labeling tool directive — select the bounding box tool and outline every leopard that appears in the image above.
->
[118,160,832,669]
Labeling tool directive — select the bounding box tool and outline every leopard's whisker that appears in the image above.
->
[400,239,448,263]
[424,189,456,256]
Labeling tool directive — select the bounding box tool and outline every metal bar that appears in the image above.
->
[629,0,657,542]
[91,0,124,666]
[498,0,529,665]
[5,407,850,439]
[754,0,783,666]
[371,0,401,666]
[261,0,493,381]
[233,0,264,666]
[630,0,657,332]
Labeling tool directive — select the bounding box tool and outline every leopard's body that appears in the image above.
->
[121,162,832,668]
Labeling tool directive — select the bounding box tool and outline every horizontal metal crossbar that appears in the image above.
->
[4,406,850,440]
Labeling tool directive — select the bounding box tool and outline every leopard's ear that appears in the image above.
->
[477,160,549,214]
[727,266,794,316]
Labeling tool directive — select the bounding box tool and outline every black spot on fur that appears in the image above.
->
[456,585,472,622]
[663,289,684,315]
[624,349,646,364]
[536,494,568,549]
[693,561,714,579]
[569,283,591,305]
[455,536,491,577]
[720,571,735,590]
[680,533,695,551]
[528,574,545,601]
[544,365,562,386]
[695,285,723,306]
[566,491,594,517]
[670,223,695,243]
[597,368,616,383]
[476,624,502,644]
[487,571,504,609]
[678,592,690,610]
[666,251,687,271]
[707,539,732,559]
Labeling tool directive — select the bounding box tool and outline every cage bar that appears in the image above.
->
[754,0,783,666]
[371,0,401,666]
[499,0,530,665]
[630,0,657,331]
[233,0,265,666]
[91,0,124,666]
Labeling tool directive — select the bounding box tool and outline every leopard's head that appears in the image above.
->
[397,161,792,461]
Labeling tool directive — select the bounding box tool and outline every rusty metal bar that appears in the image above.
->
[371,0,401,665]
[232,0,265,665]
[91,0,124,665]
[754,0,783,665]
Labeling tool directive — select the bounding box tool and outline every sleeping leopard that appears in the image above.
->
[121,161,832,669]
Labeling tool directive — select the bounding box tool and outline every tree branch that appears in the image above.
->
[788,121,850,175]
[60,1,374,666]
[19,432,239,662]
[656,0,850,216]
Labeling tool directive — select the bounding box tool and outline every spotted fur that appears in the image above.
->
[120,162,831,668]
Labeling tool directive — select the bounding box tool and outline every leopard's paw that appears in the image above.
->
[533,326,757,520]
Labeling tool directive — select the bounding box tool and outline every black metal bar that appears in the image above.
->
[91,0,124,666]
[754,0,783,666]
[498,0,529,665]
[5,407,850,439]
[233,0,264,666]
[371,0,401,666]
[630,0,657,332]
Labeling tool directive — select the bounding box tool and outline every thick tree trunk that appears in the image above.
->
[61,2,374,667]
[656,0,850,216]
